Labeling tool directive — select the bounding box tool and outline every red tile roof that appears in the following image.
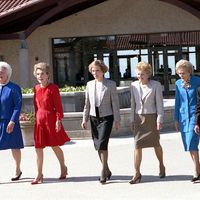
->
[0,0,42,17]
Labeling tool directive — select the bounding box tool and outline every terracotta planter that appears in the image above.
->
[20,121,34,146]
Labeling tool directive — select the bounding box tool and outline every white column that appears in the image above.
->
[19,39,29,88]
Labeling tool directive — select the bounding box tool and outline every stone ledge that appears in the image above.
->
[63,99,175,139]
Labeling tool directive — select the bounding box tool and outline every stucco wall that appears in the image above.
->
[0,0,199,86]
[32,0,200,38]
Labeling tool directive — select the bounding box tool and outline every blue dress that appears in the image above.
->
[174,75,200,151]
[0,82,24,150]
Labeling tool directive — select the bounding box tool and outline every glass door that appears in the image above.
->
[149,47,181,95]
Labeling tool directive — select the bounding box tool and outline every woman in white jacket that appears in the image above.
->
[129,61,165,184]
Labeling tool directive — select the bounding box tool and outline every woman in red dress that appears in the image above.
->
[31,62,70,184]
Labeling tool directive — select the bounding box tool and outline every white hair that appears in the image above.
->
[0,61,12,81]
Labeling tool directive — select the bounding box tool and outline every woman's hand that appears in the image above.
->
[81,121,87,129]
[6,121,15,134]
[56,120,62,132]
[115,121,120,130]
[131,122,135,132]
[157,122,162,130]
[174,121,179,132]
[194,125,200,134]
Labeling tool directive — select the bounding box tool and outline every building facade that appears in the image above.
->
[0,0,199,95]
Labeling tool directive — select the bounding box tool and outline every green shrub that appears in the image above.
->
[21,85,86,94]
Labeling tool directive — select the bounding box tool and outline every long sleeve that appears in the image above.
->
[82,83,90,122]
[130,84,136,123]
[33,87,38,117]
[174,84,180,122]
[195,87,200,125]
[10,85,22,122]
[110,82,120,122]
[52,85,64,120]
[155,82,164,123]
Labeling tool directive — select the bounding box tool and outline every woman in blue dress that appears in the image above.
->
[0,61,24,181]
[174,59,200,182]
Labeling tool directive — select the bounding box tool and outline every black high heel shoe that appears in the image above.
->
[191,174,200,182]
[11,171,22,181]
[159,166,166,178]
[129,173,142,184]
[98,170,112,183]
[106,171,112,180]
[99,170,108,184]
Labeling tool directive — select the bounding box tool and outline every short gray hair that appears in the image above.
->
[0,61,12,81]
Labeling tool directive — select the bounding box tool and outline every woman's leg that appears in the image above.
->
[35,148,44,179]
[98,150,110,169]
[129,148,142,184]
[190,151,200,177]
[134,148,142,175]
[154,145,165,177]
[11,149,21,175]
[52,146,67,178]
[98,150,110,180]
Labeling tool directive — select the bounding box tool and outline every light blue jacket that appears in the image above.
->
[174,75,200,132]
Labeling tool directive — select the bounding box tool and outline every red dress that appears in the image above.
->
[33,83,70,148]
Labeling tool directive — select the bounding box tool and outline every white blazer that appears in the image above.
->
[130,79,164,123]
[83,78,120,122]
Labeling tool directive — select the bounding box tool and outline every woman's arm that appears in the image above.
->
[81,83,90,129]
[174,84,180,131]
[194,87,200,133]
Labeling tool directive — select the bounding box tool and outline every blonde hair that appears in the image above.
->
[176,59,193,75]
[136,61,152,76]
[88,60,109,74]
[0,61,12,81]
[33,62,50,77]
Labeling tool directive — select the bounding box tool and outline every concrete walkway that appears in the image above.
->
[0,131,200,200]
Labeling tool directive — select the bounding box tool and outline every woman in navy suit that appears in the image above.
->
[0,62,24,181]
[174,59,200,182]
[81,60,120,184]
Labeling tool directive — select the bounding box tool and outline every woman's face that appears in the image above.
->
[91,65,104,81]
[136,69,149,84]
[0,67,8,84]
[36,69,49,86]
[177,68,190,81]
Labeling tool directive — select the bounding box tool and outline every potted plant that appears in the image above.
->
[19,111,35,146]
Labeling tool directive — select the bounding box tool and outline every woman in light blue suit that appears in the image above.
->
[81,60,120,184]
[0,62,24,181]
[174,59,200,182]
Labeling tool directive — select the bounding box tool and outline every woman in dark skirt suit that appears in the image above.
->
[81,60,120,184]
[129,61,165,184]
[0,61,24,181]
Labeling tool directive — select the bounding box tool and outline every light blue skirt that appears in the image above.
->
[181,131,199,151]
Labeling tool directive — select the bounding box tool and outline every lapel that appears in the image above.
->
[136,80,152,103]
[142,84,152,102]
[179,76,193,99]
[99,78,107,104]
[91,80,96,105]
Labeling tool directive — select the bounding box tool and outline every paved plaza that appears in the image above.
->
[0,131,200,200]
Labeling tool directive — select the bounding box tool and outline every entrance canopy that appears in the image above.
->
[0,0,199,40]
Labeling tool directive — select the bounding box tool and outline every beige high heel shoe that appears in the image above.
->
[129,173,142,184]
